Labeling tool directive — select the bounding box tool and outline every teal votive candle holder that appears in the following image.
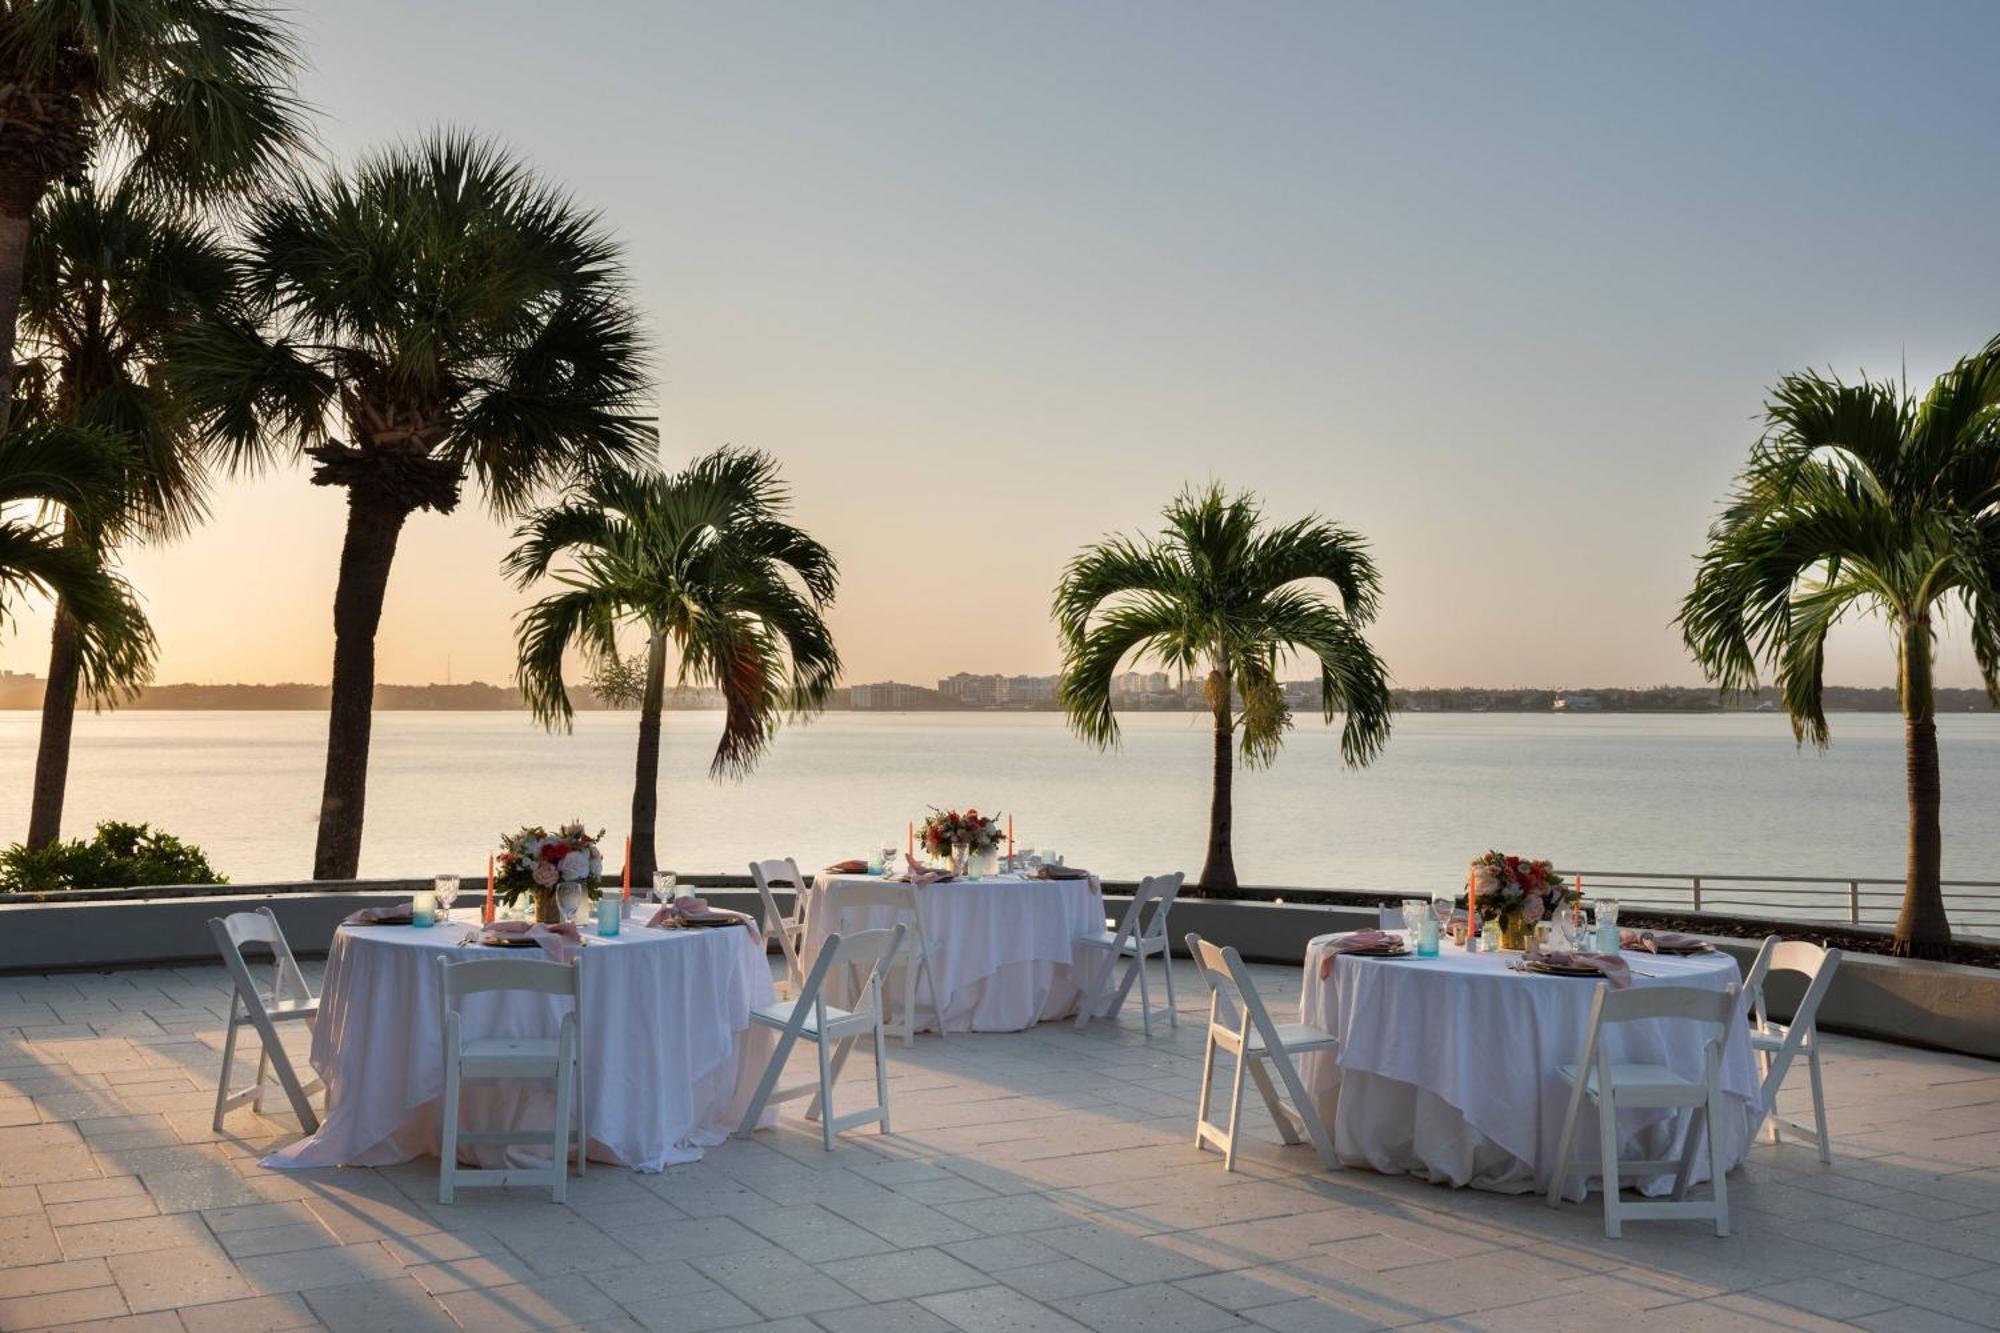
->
[412,891,436,927]
[596,893,620,937]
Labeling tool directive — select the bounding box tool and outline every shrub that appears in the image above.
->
[0,821,226,894]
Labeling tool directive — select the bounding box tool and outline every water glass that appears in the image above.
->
[881,844,898,873]
[412,890,436,928]
[433,874,459,924]
[557,881,585,923]
[1400,898,1426,940]
[866,850,883,875]
[653,870,678,904]
[1431,892,1453,939]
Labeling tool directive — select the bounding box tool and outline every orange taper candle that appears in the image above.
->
[624,835,632,896]
[484,854,495,924]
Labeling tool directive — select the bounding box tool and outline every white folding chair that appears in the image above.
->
[736,925,905,1150]
[1547,981,1737,1238]
[209,908,322,1133]
[750,858,808,996]
[1185,933,1338,1172]
[1377,905,1403,931]
[1743,935,1841,1162]
[828,881,947,1044]
[1075,872,1184,1036]
[435,955,586,1204]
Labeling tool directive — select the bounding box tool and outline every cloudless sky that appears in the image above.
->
[6,0,1999,691]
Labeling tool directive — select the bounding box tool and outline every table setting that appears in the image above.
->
[264,820,777,1174]
[799,807,1109,1032]
[1294,850,1760,1199]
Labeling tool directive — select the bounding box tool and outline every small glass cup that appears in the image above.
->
[557,881,585,923]
[433,874,459,924]
[653,870,678,904]
[412,890,436,928]
[867,851,883,875]
[596,891,621,938]
[1400,898,1426,941]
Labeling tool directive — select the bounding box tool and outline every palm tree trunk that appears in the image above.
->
[1894,613,1950,958]
[313,488,412,880]
[25,599,82,849]
[1198,668,1238,896]
[0,207,33,433]
[628,629,668,884]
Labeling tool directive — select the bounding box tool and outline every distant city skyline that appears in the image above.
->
[2,1,1997,693]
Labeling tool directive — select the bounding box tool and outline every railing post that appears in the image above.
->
[1691,876,1702,913]
[1849,880,1860,925]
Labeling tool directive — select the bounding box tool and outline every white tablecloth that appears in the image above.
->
[265,919,775,1173]
[1297,938,1760,1199]
[804,873,1105,1032]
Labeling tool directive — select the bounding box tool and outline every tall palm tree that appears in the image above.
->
[16,176,238,848]
[174,133,655,879]
[1055,485,1394,893]
[1678,341,2000,959]
[508,449,841,881]
[0,419,152,689]
[0,0,305,421]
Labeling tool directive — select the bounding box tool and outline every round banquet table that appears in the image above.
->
[264,919,776,1173]
[1296,936,1761,1200]
[804,872,1106,1032]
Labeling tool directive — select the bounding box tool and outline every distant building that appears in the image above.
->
[1112,670,1170,699]
[997,674,1057,707]
[851,681,929,710]
[937,672,1001,707]
[1552,692,1601,713]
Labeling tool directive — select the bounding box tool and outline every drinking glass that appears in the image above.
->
[881,844,898,873]
[557,881,585,923]
[1431,892,1453,940]
[866,850,882,875]
[1400,898,1425,940]
[653,870,678,904]
[433,874,460,924]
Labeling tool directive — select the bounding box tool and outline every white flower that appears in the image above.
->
[588,847,604,874]
[559,850,590,881]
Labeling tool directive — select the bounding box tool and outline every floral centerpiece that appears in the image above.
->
[918,807,1005,875]
[498,823,605,923]
[1468,850,1570,949]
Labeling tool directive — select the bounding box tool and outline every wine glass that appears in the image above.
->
[433,874,460,924]
[881,843,898,874]
[1431,892,1454,943]
[557,881,584,923]
[1400,897,1425,941]
[652,870,678,904]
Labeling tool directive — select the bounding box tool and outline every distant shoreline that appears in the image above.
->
[0,679,1987,714]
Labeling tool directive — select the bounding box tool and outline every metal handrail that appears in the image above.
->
[1565,869,2000,936]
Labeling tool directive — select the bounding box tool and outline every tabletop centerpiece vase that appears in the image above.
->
[1469,850,1570,954]
[919,807,1004,881]
[497,823,606,927]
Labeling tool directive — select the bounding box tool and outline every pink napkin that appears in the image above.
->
[1033,865,1091,881]
[344,904,413,926]
[1318,929,1399,978]
[646,896,752,929]
[826,859,868,874]
[483,919,583,963]
[1532,950,1633,988]
[894,857,955,885]
[1622,929,1705,954]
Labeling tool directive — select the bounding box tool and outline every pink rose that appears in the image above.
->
[1523,895,1545,923]
[532,861,559,888]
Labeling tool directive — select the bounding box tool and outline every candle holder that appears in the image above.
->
[412,891,437,928]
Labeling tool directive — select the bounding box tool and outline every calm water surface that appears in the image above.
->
[0,710,1995,900]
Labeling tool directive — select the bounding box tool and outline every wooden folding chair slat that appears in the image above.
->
[209,908,323,1134]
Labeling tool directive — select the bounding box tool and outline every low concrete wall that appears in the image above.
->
[2,885,1993,1061]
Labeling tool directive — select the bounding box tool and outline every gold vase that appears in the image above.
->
[1499,920,1530,951]
[533,886,560,924]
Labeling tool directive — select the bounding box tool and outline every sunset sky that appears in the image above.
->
[5,0,1999,691]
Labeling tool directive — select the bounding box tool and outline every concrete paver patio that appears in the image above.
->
[2,955,1997,1331]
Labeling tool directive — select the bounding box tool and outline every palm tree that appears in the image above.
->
[0,419,152,692]
[1678,342,2000,960]
[1055,485,1394,894]
[508,449,841,881]
[16,176,239,849]
[0,0,305,421]
[174,133,655,879]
